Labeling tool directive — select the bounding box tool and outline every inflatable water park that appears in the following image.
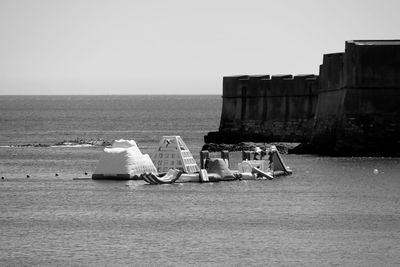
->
[92,136,292,184]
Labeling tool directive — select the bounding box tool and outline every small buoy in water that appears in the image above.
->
[55,173,59,177]
[1,176,4,180]
[84,172,88,175]
[26,175,30,178]
[373,169,379,175]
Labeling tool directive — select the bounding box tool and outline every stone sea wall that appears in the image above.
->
[208,74,318,143]
[205,40,400,156]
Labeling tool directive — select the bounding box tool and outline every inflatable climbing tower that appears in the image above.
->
[151,136,200,173]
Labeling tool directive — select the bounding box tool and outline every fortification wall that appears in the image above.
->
[311,53,346,152]
[311,41,400,155]
[336,41,400,155]
[206,40,400,156]
[206,74,319,143]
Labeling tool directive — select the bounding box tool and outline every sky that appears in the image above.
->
[1,0,400,95]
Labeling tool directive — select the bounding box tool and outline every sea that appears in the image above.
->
[0,95,399,266]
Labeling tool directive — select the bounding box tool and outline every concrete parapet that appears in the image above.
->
[319,53,344,91]
[293,74,319,95]
[269,75,293,97]
[294,74,317,79]
[271,74,293,80]
[345,40,400,88]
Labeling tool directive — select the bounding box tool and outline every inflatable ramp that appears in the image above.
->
[142,169,182,185]
[238,146,292,177]
[271,146,292,175]
[251,167,274,180]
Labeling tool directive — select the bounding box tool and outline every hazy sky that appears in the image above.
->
[1,0,399,95]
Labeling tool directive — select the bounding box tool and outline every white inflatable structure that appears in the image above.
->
[143,145,293,185]
[92,139,157,180]
[151,136,200,173]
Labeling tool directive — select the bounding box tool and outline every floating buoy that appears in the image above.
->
[1,176,4,180]
[84,172,88,175]
[373,169,379,175]
[55,173,59,177]
[26,175,30,178]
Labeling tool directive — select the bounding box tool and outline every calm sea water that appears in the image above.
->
[1,95,399,266]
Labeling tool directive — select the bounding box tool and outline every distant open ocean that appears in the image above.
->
[1,95,399,266]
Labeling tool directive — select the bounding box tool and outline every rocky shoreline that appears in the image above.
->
[201,142,307,155]
[7,138,112,148]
